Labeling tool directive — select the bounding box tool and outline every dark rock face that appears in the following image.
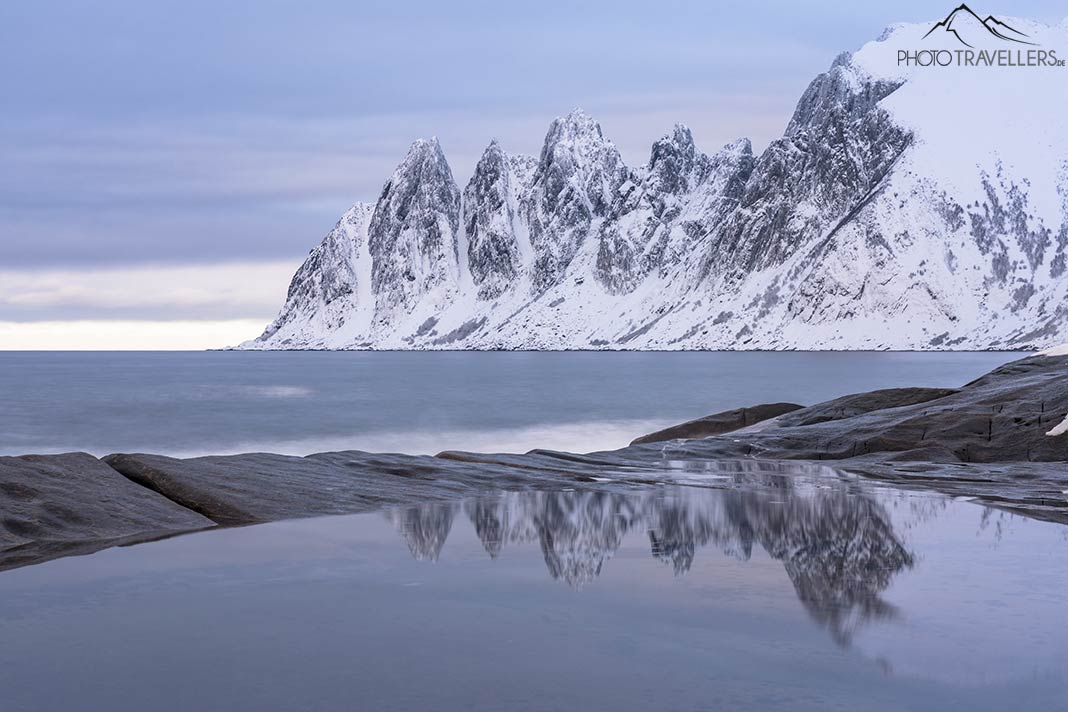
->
[368,138,462,314]
[0,453,213,571]
[710,64,912,277]
[596,129,755,294]
[638,355,1068,463]
[632,402,803,445]
[522,109,631,291]
[463,141,526,300]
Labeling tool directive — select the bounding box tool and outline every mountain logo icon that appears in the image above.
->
[923,4,1036,48]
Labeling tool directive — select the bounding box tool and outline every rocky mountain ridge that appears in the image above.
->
[242,17,1068,350]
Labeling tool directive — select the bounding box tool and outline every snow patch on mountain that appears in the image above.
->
[255,203,374,349]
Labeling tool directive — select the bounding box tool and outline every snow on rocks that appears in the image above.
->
[241,17,1068,351]
[1047,415,1068,437]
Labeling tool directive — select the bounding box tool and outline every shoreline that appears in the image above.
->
[2,352,1065,572]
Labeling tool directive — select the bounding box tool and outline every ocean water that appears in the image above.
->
[2,350,1064,710]
[0,351,1022,457]
[0,481,1064,711]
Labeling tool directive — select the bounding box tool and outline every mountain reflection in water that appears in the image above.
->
[387,480,916,647]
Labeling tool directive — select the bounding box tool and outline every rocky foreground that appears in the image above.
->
[1,354,1065,571]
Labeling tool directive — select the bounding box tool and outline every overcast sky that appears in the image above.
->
[2,1,1065,348]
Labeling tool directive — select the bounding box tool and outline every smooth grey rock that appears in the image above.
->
[775,387,957,427]
[101,450,624,527]
[631,402,803,445]
[0,453,214,571]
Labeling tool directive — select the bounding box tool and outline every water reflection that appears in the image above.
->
[386,503,457,561]
[388,481,916,646]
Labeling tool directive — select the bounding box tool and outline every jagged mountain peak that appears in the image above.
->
[717,136,753,158]
[664,122,694,143]
[367,135,461,320]
[393,136,449,173]
[475,138,506,163]
[414,135,442,147]
[524,108,632,291]
[465,136,529,300]
[538,115,600,163]
[830,50,853,69]
[643,124,705,198]
[244,18,1068,351]
[252,201,375,348]
[651,124,696,160]
[377,136,457,212]
[555,107,601,131]
[785,51,903,139]
[538,108,619,168]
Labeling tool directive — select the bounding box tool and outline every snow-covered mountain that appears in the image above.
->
[242,17,1068,350]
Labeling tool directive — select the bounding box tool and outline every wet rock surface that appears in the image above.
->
[101,450,622,527]
[773,387,958,427]
[0,453,214,571]
[636,355,1068,463]
[632,402,803,444]
[623,354,1068,521]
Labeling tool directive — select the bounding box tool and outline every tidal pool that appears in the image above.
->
[0,478,1064,711]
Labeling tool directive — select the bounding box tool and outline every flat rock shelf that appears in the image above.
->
[2,353,1066,572]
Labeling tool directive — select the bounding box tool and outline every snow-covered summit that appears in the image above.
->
[242,17,1068,350]
[524,108,631,290]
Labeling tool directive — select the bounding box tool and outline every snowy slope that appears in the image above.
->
[242,17,1068,350]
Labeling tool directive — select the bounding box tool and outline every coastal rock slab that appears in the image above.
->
[102,450,611,526]
[631,403,803,445]
[774,388,957,427]
[633,356,1068,463]
[0,453,214,571]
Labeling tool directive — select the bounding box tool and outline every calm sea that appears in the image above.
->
[0,351,1021,457]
